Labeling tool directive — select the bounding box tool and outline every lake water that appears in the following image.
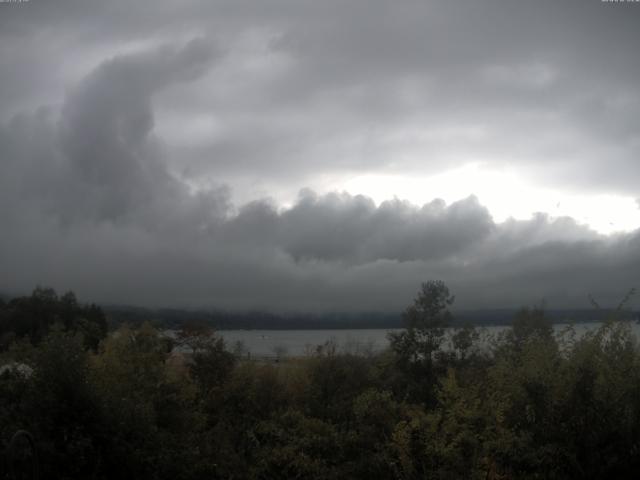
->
[213,322,640,357]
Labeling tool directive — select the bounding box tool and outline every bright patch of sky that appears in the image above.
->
[340,163,640,235]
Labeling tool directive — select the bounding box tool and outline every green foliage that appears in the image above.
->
[388,280,456,404]
[510,305,554,348]
[252,410,341,480]
[189,335,236,395]
[3,283,640,478]
[390,280,454,361]
[19,327,104,478]
[303,346,373,422]
[451,323,481,362]
[0,287,107,351]
[176,320,215,354]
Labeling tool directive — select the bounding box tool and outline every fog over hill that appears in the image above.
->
[101,305,637,331]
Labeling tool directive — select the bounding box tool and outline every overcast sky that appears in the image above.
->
[1,0,639,312]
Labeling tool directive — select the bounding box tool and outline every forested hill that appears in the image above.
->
[1,287,635,332]
[103,305,637,330]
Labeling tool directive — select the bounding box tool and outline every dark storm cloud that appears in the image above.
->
[0,38,223,226]
[1,2,640,311]
[217,192,494,263]
[58,38,217,221]
[278,193,494,263]
[3,0,640,192]
[195,0,639,194]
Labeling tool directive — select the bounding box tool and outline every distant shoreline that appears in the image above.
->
[103,305,638,331]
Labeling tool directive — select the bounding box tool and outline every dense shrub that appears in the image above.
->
[2,285,640,479]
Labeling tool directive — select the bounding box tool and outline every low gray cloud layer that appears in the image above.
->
[2,0,640,193]
[1,1,639,311]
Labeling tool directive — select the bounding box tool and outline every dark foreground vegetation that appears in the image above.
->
[1,283,640,479]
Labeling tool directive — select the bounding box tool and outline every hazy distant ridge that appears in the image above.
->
[103,305,637,330]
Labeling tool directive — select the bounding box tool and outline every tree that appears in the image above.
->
[176,320,215,355]
[510,305,553,349]
[0,287,107,351]
[388,280,455,404]
[389,280,454,365]
[190,336,236,395]
[451,323,479,362]
[26,326,103,478]
[90,323,180,478]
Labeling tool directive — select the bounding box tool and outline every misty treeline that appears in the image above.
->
[105,306,405,331]
[1,283,640,479]
[102,305,631,331]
